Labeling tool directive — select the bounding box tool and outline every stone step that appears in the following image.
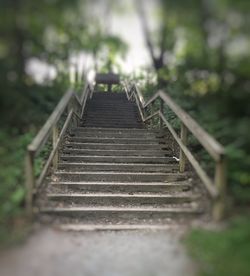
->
[82,114,140,118]
[53,171,188,182]
[83,111,137,116]
[83,112,138,115]
[90,92,127,96]
[67,137,165,144]
[73,127,156,133]
[69,131,157,139]
[83,114,139,119]
[85,105,135,108]
[62,148,172,157]
[40,206,202,222]
[60,155,176,164]
[82,116,142,125]
[64,142,168,151]
[47,193,197,206]
[57,224,182,231]
[57,162,178,172]
[85,101,133,105]
[82,124,143,129]
[49,181,192,193]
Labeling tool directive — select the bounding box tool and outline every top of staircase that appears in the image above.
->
[82,92,144,129]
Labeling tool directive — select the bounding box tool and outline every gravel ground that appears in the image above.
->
[0,227,196,276]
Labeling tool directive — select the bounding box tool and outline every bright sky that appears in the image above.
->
[110,0,154,73]
[27,0,158,83]
[84,0,158,74]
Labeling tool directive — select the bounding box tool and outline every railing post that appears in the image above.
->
[90,86,94,99]
[150,102,154,127]
[25,150,35,216]
[74,68,78,85]
[213,157,227,221]
[179,122,188,172]
[52,124,59,169]
[159,99,163,129]
[108,84,112,93]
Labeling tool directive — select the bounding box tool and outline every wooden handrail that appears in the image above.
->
[145,90,225,161]
[28,90,74,154]
[25,81,93,215]
[125,82,227,221]
[36,110,76,188]
[128,84,225,161]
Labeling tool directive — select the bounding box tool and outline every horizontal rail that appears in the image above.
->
[36,110,75,188]
[26,79,93,215]
[125,82,227,220]
[141,110,218,197]
[161,91,224,160]
[81,84,92,118]
[143,90,225,161]
[132,83,145,106]
[159,112,218,198]
[28,90,75,154]
[144,111,159,122]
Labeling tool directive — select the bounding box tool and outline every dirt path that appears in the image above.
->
[0,227,196,276]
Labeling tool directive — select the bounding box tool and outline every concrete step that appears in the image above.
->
[82,124,144,129]
[67,137,165,144]
[40,206,202,222]
[47,193,197,206]
[56,224,182,231]
[57,162,178,173]
[84,113,138,117]
[83,114,140,119]
[85,108,135,112]
[73,127,156,133]
[85,104,134,108]
[85,102,134,105]
[62,148,172,157]
[83,112,138,117]
[64,142,169,151]
[82,118,142,125]
[53,171,188,182]
[69,131,157,139]
[60,155,177,164]
[49,181,192,193]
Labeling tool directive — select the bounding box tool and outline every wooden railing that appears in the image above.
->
[25,82,93,215]
[123,82,227,221]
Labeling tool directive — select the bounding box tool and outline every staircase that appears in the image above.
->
[39,91,204,230]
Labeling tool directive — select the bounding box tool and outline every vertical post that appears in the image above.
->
[25,150,35,216]
[213,157,227,221]
[159,99,163,129]
[150,102,154,127]
[74,67,78,86]
[108,84,112,93]
[89,86,94,99]
[52,124,59,169]
[179,122,188,172]
[96,83,99,93]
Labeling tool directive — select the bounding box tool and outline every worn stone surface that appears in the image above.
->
[0,227,196,276]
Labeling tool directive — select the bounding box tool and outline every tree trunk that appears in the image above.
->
[13,0,26,84]
[136,0,168,88]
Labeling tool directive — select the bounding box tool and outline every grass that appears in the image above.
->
[185,216,250,276]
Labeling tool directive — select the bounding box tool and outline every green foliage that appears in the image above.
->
[140,0,250,204]
[0,0,128,244]
[0,131,33,222]
[98,35,128,72]
[185,216,250,276]
[0,82,65,244]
